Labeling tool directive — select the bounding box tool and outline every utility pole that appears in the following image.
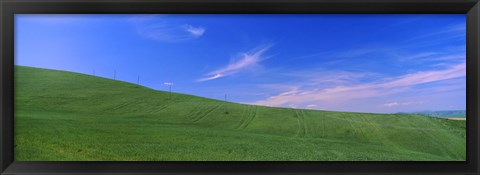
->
[93,70,95,76]
[163,82,174,100]
[224,94,228,114]
[137,76,140,85]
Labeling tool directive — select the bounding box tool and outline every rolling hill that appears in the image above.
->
[14,66,466,161]
[401,110,466,118]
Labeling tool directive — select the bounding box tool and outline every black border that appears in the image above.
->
[1,0,479,174]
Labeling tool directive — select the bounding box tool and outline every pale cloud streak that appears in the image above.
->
[283,70,380,87]
[394,52,465,64]
[250,62,465,109]
[183,25,205,38]
[402,24,465,44]
[131,15,206,42]
[383,101,423,108]
[297,46,389,61]
[197,44,273,82]
[380,63,465,88]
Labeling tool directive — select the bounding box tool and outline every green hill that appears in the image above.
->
[14,66,466,161]
[405,110,466,118]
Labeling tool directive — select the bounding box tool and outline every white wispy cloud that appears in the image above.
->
[383,101,423,108]
[297,46,388,61]
[197,44,273,82]
[404,24,465,43]
[397,24,466,49]
[197,74,223,82]
[131,15,206,42]
[250,62,465,108]
[183,25,205,38]
[282,70,380,87]
[383,102,399,107]
[394,52,465,64]
[257,84,299,93]
[380,63,465,88]
[394,52,440,62]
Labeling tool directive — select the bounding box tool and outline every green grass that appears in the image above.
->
[14,66,466,161]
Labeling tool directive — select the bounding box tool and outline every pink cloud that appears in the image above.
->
[250,62,465,108]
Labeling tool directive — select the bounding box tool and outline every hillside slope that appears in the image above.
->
[409,110,466,118]
[14,66,466,161]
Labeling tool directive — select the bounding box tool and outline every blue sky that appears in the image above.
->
[15,14,466,113]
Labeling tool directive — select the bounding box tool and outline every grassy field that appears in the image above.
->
[14,66,466,161]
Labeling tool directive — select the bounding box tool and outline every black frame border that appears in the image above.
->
[1,0,479,174]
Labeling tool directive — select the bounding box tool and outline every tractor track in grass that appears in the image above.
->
[192,103,223,123]
[300,110,309,138]
[359,114,402,148]
[359,114,380,133]
[188,103,213,120]
[112,95,187,113]
[395,115,451,157]
[109,99,138,111]
[235,106,251,129]
[152,104,172,113]
[357,114,386,143]
[340,113,356,139]
[355,114,373,142]
[243,106,258,129]
[187,103,213,120]
[150,99,182,113]
[135,96,188,114]
[159,97,190,110]
[236,106,257,130]
[293,109,307,138]
[322,114,447,131]
[341,113,366,140]
[322,113,327,138]
[234,105,250,129]
[185,103,203,119]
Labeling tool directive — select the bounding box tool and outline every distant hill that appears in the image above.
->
[398,110,466,118]
[14,66,466,161]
